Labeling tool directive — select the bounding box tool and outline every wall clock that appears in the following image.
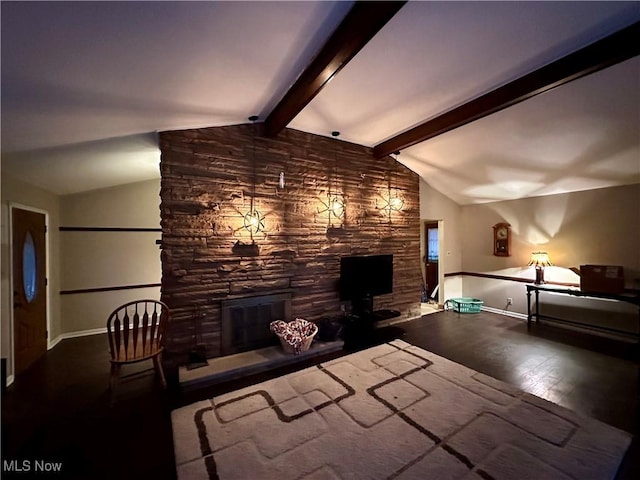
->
[493,222,511,257]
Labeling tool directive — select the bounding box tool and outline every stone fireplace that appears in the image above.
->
[159,124,422,364]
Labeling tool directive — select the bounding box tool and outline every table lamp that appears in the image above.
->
[529,252,552,285]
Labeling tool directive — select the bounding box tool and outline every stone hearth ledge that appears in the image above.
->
[178,340,344,392]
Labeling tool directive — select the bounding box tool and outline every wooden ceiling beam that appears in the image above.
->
[373,21,640,158]
[264,1,407,137]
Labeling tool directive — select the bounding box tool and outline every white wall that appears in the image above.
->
[418,180,639,334]
[460,184,640,280]
[1,175,162,382]
[459,184,640,332]
[59,179,161,336]
[419,179,463,302]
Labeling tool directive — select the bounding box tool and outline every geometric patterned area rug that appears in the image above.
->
[172,340,632,480]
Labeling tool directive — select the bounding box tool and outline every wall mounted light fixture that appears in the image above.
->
[378,151,404,222]
[243,115,265,236]
[318,131,345,226]
[243,209,265,234]
[387,151,404,212]
[529,251,552,284]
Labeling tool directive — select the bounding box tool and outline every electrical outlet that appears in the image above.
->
[507,298,513,305]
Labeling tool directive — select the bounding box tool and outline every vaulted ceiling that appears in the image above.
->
[2,1,639,204]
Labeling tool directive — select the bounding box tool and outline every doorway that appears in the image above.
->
[423,221,439,301]
[11,206,48,376]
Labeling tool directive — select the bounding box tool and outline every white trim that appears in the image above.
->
[6,374,15,387]
[8,203,52,382]
[481,305,528,321]
[48,335,64,350]
[420,218,446,307]
[51,327,108,347]
[437,219,445,306]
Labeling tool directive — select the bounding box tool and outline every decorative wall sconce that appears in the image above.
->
[326,196,345,218]
[385,151,404,212]
[317,192,346,224]
[243,209,265,234]
[385,195,404,212]
[529,251,552,284]
[318,131,345,226]
[243,115,265,236]
[378,151,404,221]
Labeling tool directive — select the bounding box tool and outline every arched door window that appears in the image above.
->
[22,231,37,303]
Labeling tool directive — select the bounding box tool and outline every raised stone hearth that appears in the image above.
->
[178,340,344,392]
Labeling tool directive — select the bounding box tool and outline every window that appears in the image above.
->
[427,228,438,262]
[22,231,37,302]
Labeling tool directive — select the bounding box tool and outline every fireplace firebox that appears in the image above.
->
[220,293,292,356]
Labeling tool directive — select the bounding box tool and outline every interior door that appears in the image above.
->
[424,222,439,299]
[12,207,48,375]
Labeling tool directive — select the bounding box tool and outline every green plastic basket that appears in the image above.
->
[449,297,483,313]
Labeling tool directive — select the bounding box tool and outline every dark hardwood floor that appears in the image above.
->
[2,311,638,479]
[1,333,176,479]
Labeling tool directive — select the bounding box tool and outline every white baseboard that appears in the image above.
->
[481,305,528,321]
[385,309,526,325]
[49,327,108,349]
[48,335,63,350]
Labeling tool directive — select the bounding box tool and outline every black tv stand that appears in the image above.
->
[342,309,403,350]
[351,295,374,319]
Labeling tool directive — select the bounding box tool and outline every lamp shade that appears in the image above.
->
[528,251,552,268]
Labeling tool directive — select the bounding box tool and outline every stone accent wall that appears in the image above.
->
[159,123,421,362]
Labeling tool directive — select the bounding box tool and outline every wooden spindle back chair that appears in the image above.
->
[106,299,171,397]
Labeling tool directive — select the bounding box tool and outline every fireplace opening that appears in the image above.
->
[220,293,292,356]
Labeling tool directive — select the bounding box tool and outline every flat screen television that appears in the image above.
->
[339,254,393,315]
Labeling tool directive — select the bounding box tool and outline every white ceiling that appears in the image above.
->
[2,1,639,204]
